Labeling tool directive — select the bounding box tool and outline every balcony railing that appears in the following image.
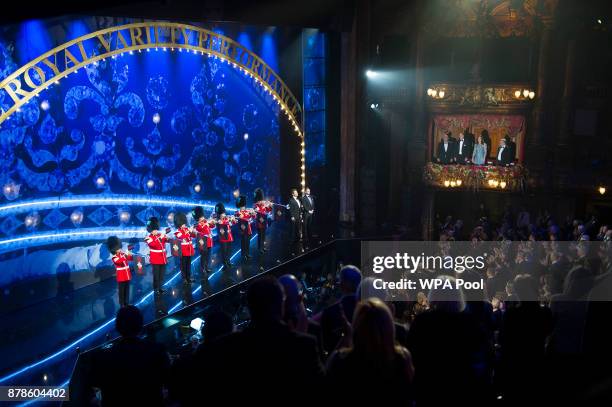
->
[423,162,528,192]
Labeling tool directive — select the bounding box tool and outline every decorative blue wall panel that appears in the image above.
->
[0,17,284,286]
[302,29,326,168]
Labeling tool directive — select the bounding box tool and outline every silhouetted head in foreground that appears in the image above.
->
[203,310,234,343]
[116,305,143,338]
[247,276,285,323]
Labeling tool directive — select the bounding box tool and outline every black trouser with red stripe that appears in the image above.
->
[180,255,192,283]
[220,241,231,268]
[199,245,211,273]
[118,281,130,307]
[257,227,266,252]
[152,264,166,292]
[241,233,250,258]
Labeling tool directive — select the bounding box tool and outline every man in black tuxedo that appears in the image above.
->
[199,277,324,403]
[504,134,517,162]
[496,139,513,166]
[287,188,302,252]
[455,132,474,164]
[301,187,315,243]
[436,132,456,164]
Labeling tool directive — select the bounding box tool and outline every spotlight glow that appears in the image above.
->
[40,100,50,111]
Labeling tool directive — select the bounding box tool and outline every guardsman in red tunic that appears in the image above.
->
[253,188,273,254]
[215,202,237,269]
[144,217,168,295]
[107,236,133,307]
[173,212,196,284]
[235,195,255,262]
[193,206,216,294]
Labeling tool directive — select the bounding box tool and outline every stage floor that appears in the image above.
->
[0,223,320,393]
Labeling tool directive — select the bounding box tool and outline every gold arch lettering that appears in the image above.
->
[0,22,304,139]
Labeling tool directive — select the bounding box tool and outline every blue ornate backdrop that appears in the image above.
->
[0,18,285,292]
[0,45,280,205]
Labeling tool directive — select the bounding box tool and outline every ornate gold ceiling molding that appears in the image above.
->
[425,83,535,109]
[422,0,558,38]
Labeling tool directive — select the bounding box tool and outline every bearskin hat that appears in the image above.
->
[192,206,205,221]
[254,188,264,202]
[236,195,247,208]
[146,217,160,233]
[174,212,188,228]
[215,202,226,216]
[106,236,121,253]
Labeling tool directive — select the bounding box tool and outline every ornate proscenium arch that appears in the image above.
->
[0,21,307,189]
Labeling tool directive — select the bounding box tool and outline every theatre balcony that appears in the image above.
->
[423,162,528,192]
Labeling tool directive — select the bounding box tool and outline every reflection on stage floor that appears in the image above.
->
[0,223,320,389]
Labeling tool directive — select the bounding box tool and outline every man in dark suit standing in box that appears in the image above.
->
[455,132,474,164]
[287,188,302,253]
[436,131,455,164]
[496,139,513,166]
[504,134,517,162]
[301,187,315,244]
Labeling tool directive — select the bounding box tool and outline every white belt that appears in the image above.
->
[150,249,165,253]
[116,266,129,270]
[181,242,192,245]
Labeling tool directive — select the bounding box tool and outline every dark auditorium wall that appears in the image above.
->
[337,0,612,237]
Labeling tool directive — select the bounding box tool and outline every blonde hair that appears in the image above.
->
[352,298,397,364]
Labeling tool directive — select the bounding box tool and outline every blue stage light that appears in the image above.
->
[0,237,256,386]
[0,194,238,217]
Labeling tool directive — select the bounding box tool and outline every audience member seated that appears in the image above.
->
[326,298,414,404]
[407,275,493,407]
[89,306,170,407]
[317,264,362,356]
[549,267,593,356]
[279,273,323,353]
[498,275,553,404]
[356,276,408,347]
[198,276,324,403]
